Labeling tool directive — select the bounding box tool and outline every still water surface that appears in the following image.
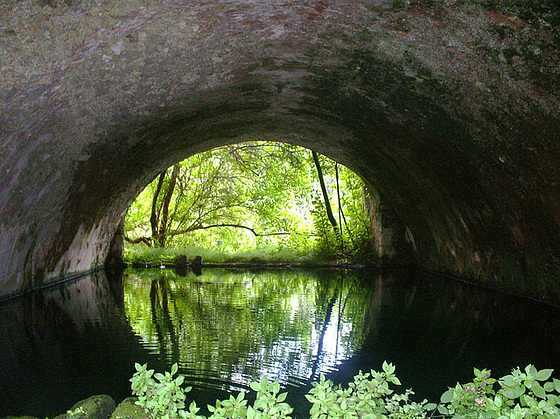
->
[1,267,559,417]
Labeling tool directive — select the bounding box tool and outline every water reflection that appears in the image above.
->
[1,267,559,418]
[124,268,374,391]
[0,271,151,417]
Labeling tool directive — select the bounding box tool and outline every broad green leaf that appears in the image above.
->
[441,388,454,403]
[502,386,525,400]
[526,365,538,378]
[501,375,517,387]
[536,369,554,381]
[494,395,503,408]
[532,383,546,399]
[437,405,449,415]
[250,381,261,392]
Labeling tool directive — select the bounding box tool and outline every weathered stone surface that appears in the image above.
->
[0,0,559,302]
[110,397,149,419]
[53,395,116,419]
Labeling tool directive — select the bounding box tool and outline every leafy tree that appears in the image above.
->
[127,142,310,248]
[126,141,375,261]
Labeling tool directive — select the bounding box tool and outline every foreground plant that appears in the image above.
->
[131,362,560,419]
[438,365,560,418]
[305,361,436,418]
[130,362,194,418]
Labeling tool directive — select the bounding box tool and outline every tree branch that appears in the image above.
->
[125,236,152,246]
[167,223,290,238]
[312,150,339,233]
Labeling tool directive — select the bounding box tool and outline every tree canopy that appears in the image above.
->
[125,141,376,261]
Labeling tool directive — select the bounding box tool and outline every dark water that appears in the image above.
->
[1,267,559,417]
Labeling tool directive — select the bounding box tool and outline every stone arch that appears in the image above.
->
[1,0,559,303]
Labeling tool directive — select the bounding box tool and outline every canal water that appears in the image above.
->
[1,267,559,417]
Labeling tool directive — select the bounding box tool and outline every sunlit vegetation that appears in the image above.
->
[131,360,560,418]
[125,142,377,264]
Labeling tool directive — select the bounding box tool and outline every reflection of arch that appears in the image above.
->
[1,1,559,304]
[0,271,155,417]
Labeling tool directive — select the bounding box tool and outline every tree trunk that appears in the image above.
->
[312,150,339,235]
[157,164,181,247]
[150,171,166,243]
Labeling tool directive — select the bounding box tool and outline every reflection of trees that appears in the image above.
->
[311,289,338,380]
[124,269,378,390]
[150,277,179,364]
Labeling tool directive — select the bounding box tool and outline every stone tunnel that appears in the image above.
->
[1,0,559,303]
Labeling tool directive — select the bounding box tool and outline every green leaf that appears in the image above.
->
[526,365,538,378]
[501,375,517,387]
[494,395,503,408]
[425,402,437,411]
[441,388,454,403]
[438,405,449,415]
[382,361,395,375]
[536,369,554,381]
[391,376,401,386]
[532,383,546,399]
[251,381,261,392]
[502,386,525,400]
[261,375,269,388]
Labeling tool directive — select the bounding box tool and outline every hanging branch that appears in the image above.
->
[312,150,339,235]
[335,162,344,255]
[150,171,166,240]
[335,163,358,250]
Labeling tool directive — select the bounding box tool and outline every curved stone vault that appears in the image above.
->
[1,0,559,302]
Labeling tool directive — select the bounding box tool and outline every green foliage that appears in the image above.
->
[305,361,434,418]
[124,244,316,266]
[126,142,376,263]
[438,365,560,418]
[131,362,560,419]
[309,161,374,262]
[246,375,293,418]
[310,197,339,260]
[131,363,292,419]
[126,142,316,252]
[130,362,194,419]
